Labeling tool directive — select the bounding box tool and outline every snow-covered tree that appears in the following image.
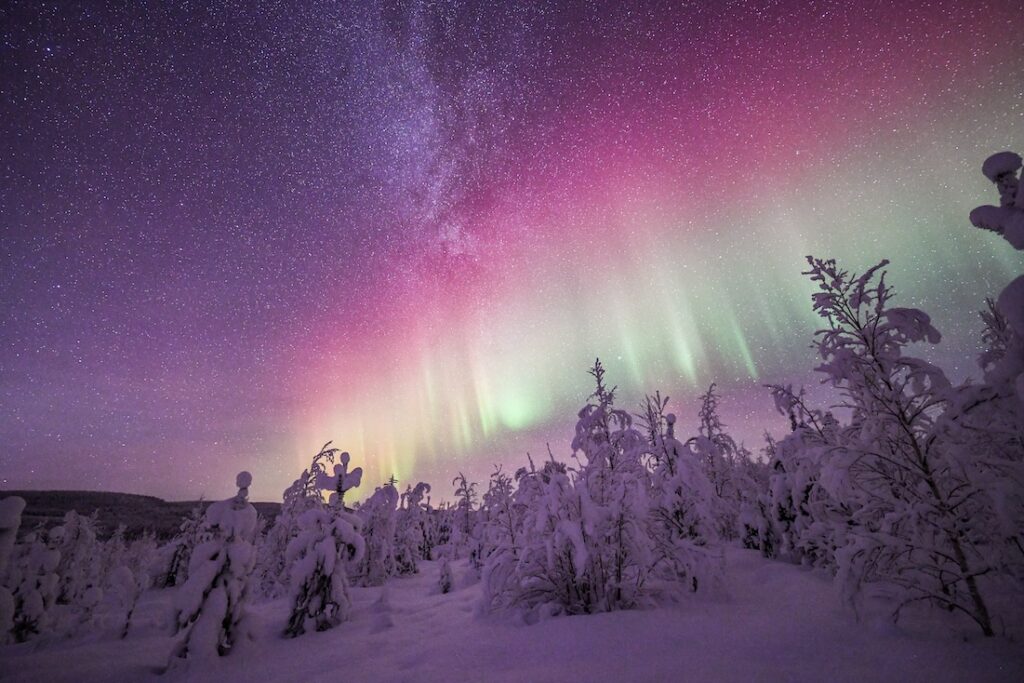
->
[170,472,258,661]
[639,394,721,593]
[394,482,431,575]
[752,387,845,569]
[6,528,61,642]
[0,496,26,642]
[354,484,399,586]
[480,466,518,563]
[283,443,366,637]
[793,255,1004,635]
[948,151,1024,603]
[103,532,156,639]
[257,443,359,599]
[52,510,103,608]
[108,565,143,639]
[161,502,204,588]
[483,360,655,617]
[101,524,128,578]
[451,472,480,563]
[685,385,764,542]
[480,454,585,616]
[569,360,655,610]
[284,505,364,636]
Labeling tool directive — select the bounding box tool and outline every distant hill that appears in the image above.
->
[0,490,281,541]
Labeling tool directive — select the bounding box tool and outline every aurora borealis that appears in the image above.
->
[3,1,1023,501]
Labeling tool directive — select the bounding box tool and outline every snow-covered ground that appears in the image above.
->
[2,547,1021,683]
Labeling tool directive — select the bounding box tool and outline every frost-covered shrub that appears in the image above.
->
[480,455,588,616]
[170,472,258,661]
[752,390,844,569]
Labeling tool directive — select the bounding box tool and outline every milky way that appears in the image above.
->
[2,1,1022,501]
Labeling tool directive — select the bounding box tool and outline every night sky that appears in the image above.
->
[2,1,1022,502]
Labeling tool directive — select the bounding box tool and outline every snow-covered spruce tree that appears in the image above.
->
[284,508,363,636]
[109,565,143,639]
[170,472,258,661]
[799,255,1008,636]
[257,442,350,598]
[6,528,61,642]
[102,524,128,576]
[480,466,518,564]
[431,502,455,557]
[949,151,1024,593]
[451,472,480,565]
[418,491,439,560]
[638,393,720,593]
[754,386,846,568]
[480,454,584,616]
[53,510,103,609]
[685,384,765,542]
[738,434,782,557]
[394,482,431,575]
[570,360,654,610]
[161,501,204,588]
[284,446,365,637]
[0,496,26,642]
[106,532,156,639]
[354,483,399,586]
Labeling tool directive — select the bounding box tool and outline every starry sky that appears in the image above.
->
[2,1,1022,502]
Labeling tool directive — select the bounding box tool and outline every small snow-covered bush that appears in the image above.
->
[438,557,453,594]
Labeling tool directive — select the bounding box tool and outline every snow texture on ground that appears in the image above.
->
[2,547,1022,682]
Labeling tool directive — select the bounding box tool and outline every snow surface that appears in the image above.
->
[2,547,1021,683]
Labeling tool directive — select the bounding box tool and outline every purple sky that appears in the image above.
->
[2,1,1022,501]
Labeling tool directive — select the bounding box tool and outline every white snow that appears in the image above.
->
[2,548,1021,682]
